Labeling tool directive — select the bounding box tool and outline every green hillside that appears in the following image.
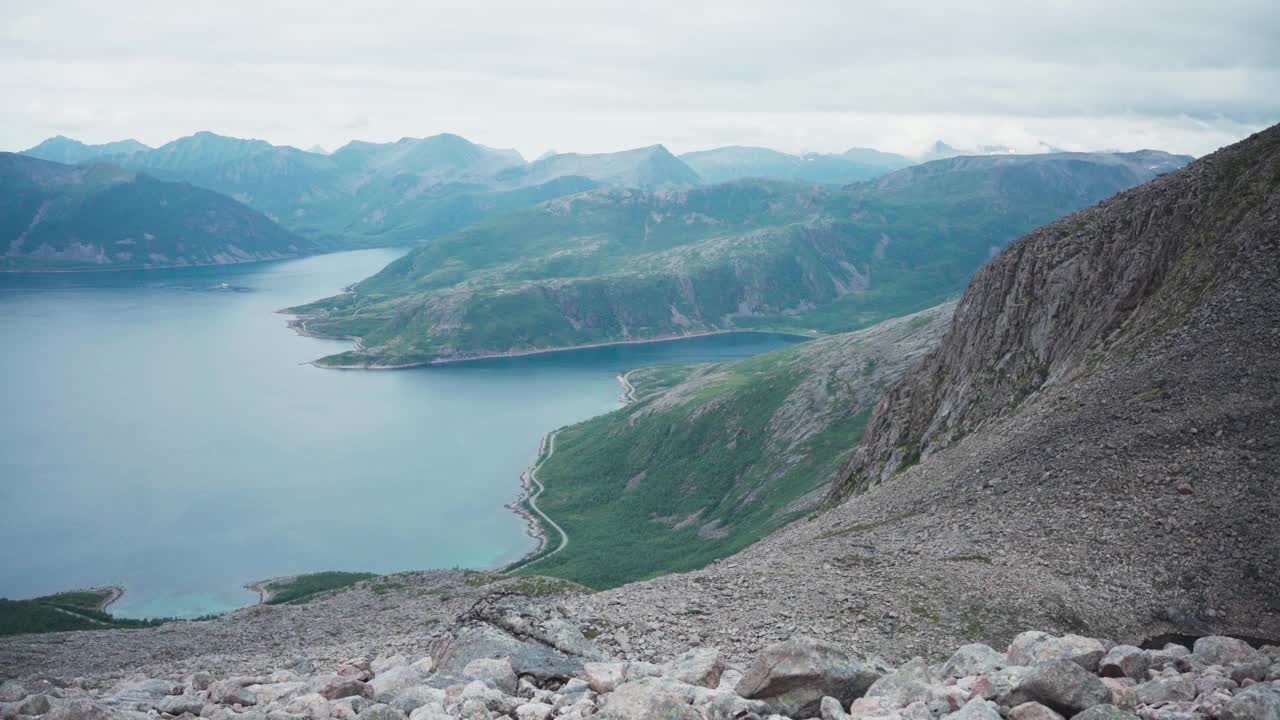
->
[510,304,953,588]
[290,150,1190,367]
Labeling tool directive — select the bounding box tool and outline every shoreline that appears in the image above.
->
[293,327,817,370]
[617,369,638,404]
[503,429,569,573]
[243,575,298,604]
[0,252,306,275]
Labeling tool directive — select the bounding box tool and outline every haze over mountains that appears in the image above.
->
[8,129,1190,272]
[0,153,307,270]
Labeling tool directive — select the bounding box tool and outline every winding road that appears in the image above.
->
[504,430,569,573]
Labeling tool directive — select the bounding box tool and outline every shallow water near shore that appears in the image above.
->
[0,249,802,618]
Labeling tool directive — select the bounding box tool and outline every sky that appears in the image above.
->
[3,0,1278,159]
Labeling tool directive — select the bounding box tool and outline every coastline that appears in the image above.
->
[503,429,570,573]
[296,327,817,371]
[0,252,305,274]
[244,575,297,604]
[617,369,638,404]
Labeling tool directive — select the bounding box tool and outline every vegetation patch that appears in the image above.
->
[264,572,378,605]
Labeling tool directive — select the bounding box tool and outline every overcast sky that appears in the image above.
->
[3,0,1278,159]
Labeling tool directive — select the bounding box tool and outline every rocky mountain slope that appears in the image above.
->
[513,303,953,588]
[1,572,1276,720]
[558,125,1279,666]
[0,153,309,270]
[679,146,912,185]
[288,150,1189,367]
[21,136,151,165]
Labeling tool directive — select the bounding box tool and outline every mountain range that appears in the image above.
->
[0,153,308,270]
[287,149,1191,367]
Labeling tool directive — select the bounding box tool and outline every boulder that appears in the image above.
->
[108,679,181,707]
[406,704,451,720]
[15,695,52,716]
[1008,701,1066,720]
[1099,646,1148,680]
[820,695,850,720]
[286,692,335,719]
[208,680,258,707]
[736,637,886,718]
[941,644,1009,678]
[356,703,406,720]
[599,678,699,720]
[660,647,727,688]
[865,657,935,708]
[1008,632,1108,672]
[1007,660,1110,716]
[387,687,447,715]
[514,702,554,720]
[1070,706,1140,720]
[1193,636,1262,667]
[156,694,205,715]
[1220,681,1280,720]
[1134,675,1195,705]
[950,697,1002,720]
[190,672,214,692]
[370,666,430,699]
[0,684,25,704]
[318,677,375,702]
[462,657,518,695]
[1230,658,1272,683]
[46,699,116,720]
[581,662,628,694]
[1099,677,1137,708]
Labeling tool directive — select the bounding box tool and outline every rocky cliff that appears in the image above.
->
[833,126,1279,496]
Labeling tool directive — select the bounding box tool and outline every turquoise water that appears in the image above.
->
[0,249,802,618]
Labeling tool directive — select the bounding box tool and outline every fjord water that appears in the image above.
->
[0,249,801,618]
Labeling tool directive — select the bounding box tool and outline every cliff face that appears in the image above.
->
[832,125,1280,498]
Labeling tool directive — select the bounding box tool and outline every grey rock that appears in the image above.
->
[15,695,52,716]
[209,680,258,707]
[514,702,553,720]
[660,647,727,688]
[581,662,628,694]
[1007,633,1107,672]
[820,695,850,720]
[1008,660,1110,716]
[1230,658,1272,683]
[736,637,885,718]
[1134,675,1194,705]
[1221,681,1280,720]
[108,679,181,707]
[1069,706,1139,720]
[357,703,406,720]
[1008,701,1066,720]
[371,666,430,700]
[1193,636,1262,667]
[865,656,934,707]
[598,677,699,720]
[157,694,206,715]
[387,688,446,715]
[1099,646,1148,680]
[0,685,25,704]
[46,699,117,720]
[941,644,1008,678]
[462,657,517,695]
[950,697,1002,720]
[318,678,374,702]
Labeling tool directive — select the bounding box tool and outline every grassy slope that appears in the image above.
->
[512,304,953,588]
[261,571,378,605]
[293,152,1187,366]
[0,589,167,637]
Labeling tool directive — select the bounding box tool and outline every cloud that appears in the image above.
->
[2,0,1277,157]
